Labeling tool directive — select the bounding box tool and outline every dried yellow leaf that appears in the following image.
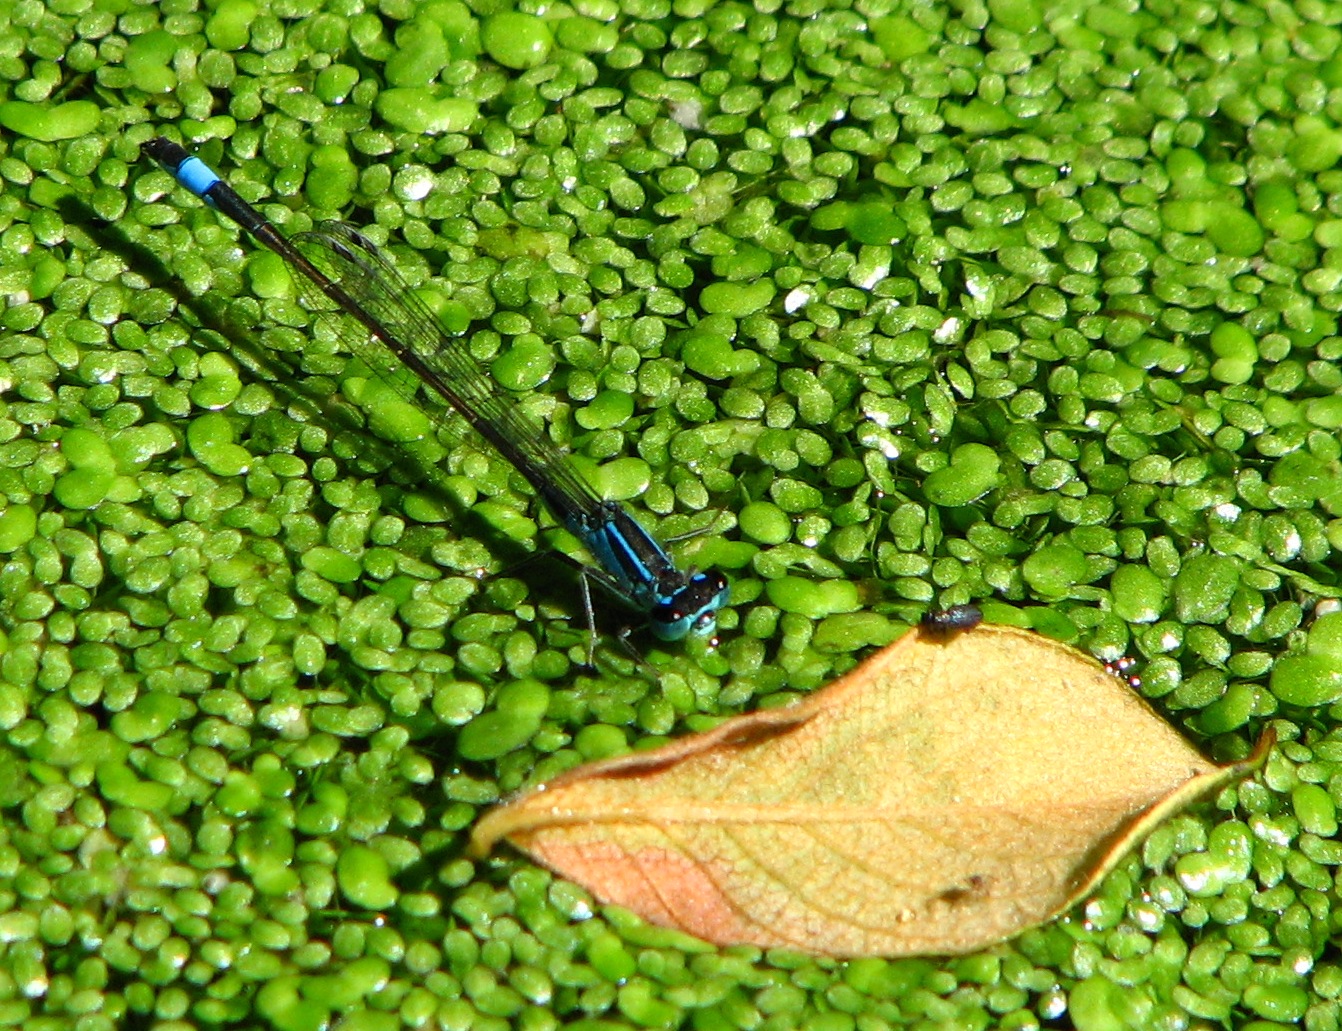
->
[471,623,1270,957]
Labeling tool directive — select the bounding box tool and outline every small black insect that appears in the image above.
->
[920,603,984,634]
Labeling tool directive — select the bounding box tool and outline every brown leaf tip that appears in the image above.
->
[1245,725,1278,767]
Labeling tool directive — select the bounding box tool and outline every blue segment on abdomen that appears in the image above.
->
[173,156,222,201]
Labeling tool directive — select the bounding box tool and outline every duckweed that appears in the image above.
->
[456,680,550,761]
[5,0,1342,1027]
[0,99,101,142]
[481,12,553,71]
[0,505,38,552]
[337,845,399,911]
[922,443,1001,508]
